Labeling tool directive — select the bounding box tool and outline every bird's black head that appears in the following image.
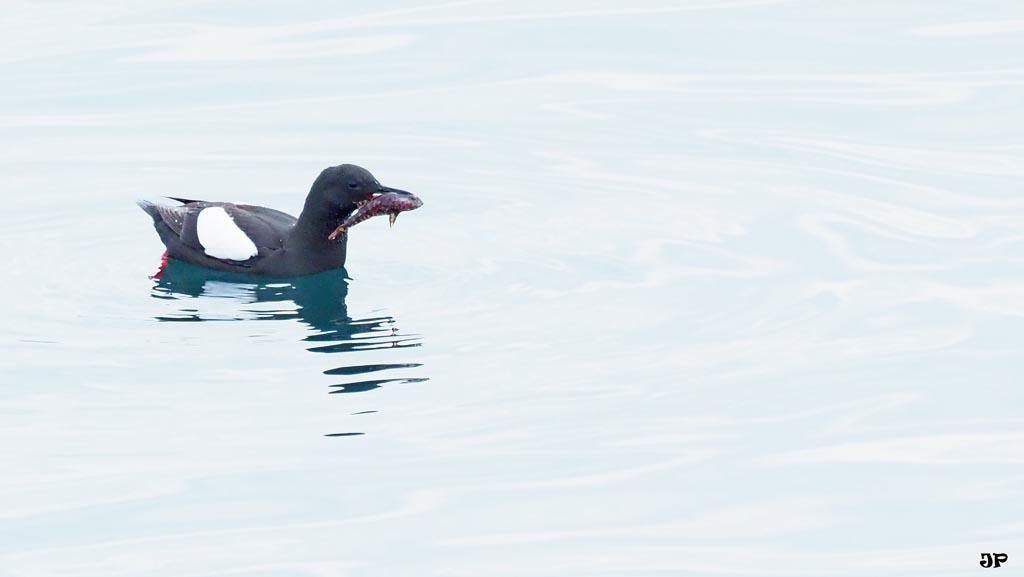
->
[310,164,382,212]
[301,164,421,242]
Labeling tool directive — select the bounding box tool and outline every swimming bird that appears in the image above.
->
[138,164,423,277]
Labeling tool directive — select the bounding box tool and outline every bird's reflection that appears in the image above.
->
[150,259,426,434]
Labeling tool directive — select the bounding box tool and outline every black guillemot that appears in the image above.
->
[138,164,422,277]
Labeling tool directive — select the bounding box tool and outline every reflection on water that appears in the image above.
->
[150,259,426,425]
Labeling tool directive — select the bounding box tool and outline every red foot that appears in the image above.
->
[150,251,169,280]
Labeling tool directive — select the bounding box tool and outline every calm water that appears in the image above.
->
[2,1,1024,575]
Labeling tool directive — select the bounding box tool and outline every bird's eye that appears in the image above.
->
[347,182,359,189]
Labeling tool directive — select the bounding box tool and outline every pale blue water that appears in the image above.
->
[2,1,1024,575]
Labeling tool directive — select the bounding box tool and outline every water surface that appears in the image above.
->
[2,1,1023,575]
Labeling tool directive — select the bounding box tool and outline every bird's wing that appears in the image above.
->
[177,203,291,260]
[165,196,203,205]
[236,204,299,229]
[153,203,190,236]
[140,198,297,262]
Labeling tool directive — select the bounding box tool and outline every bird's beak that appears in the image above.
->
[376,185,417,198]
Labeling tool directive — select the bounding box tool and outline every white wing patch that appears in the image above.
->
[196,207,259,261]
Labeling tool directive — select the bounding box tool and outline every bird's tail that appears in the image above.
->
[136,199,161,222]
